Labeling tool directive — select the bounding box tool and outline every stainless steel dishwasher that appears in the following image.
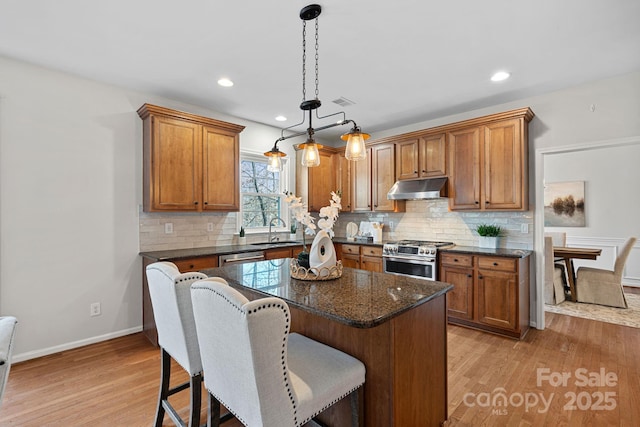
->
[219,251,265,265]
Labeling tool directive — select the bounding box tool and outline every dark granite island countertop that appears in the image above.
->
[199,259,452,329]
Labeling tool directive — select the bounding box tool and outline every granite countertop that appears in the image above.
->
[139,241,306,261]
[441,246,532,258]
[198,259,452,329]
[140,238,384,261]
[140,239,531,261]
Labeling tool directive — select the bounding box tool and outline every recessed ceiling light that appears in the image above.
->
[217,78,234,87]
[275,115,287,122]
[491,71,511,82]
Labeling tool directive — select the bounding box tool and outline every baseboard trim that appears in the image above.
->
[12,326,143,363]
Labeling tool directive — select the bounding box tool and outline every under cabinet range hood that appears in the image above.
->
[387,177,448,200]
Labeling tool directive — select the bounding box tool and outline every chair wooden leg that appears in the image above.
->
[207,392,221,427]
[189,373,202,427]
[350,388,364,427]
[154,348,171,427]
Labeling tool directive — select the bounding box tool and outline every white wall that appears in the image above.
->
[0,56,292,361]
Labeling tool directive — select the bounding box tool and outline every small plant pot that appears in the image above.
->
[478,236,499,249]
[238,236,247,245]
[289,233,297,241]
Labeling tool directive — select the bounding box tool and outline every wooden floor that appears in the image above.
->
[1,311,639,426]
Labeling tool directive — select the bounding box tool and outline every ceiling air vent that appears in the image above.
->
[332,97,356,107]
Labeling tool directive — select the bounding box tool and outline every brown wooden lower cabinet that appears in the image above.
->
[440,252,530,339]
[337,243,383,272]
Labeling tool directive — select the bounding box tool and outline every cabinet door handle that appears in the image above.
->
[422,170,426,173]
[493,262,499,266]
[194,201,199,205]
[467,274,472,278]
[374,204,378,208]
[479,275,483,279]
[454,258,459,262]
[475,201,479,204]
[485,201,489,204]
[204,201,208,205]
[414,170,418,173]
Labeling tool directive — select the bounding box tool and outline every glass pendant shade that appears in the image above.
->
[264,145,286,172]
[267,153,283,172]
[341,128,370,161]
[300,141,322,167]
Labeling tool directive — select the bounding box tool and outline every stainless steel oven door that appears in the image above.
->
[383,256,436,281]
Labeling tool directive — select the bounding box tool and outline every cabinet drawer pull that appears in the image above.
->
[454,258,459,262]
[493,262,499,266]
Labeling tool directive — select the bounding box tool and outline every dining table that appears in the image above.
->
[553,246,602,301]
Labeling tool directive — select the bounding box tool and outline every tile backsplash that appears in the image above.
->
[139,199,534,252]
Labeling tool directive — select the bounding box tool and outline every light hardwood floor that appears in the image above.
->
[1,311,638,426]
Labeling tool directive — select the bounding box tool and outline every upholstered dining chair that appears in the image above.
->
[190,280,366,427]
[576,237,637,308]
[544,237,566,305]
[146,262,231,427]
[0,316,18,409]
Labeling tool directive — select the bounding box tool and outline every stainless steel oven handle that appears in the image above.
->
[223,255,264,263]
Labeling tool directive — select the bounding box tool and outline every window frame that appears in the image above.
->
[237,151,290,235]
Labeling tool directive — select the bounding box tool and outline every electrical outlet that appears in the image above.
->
[389,221,394,231]
[521,223,529,234]
[165,222,173,234]
[90,302,101,317]
[207,223,214,232]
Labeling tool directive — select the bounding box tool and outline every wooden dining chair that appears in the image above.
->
[576,237,636,308]
[190,280,366,427]
[544,237,566,305]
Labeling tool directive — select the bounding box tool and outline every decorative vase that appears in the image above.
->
[478,236,498,249]
[309,230,337,277]
[297,251,310,269]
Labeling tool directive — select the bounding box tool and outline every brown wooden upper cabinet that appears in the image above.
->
[395,133,446,181]
[296,146,337,212]
[138,104,245,212]
[447,109,533,211]
[336,144,405,213]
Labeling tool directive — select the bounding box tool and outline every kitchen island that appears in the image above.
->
[199,259,452,427]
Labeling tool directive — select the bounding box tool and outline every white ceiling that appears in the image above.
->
[1,0,639,141]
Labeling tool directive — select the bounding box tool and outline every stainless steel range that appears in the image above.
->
[382,240,455,281]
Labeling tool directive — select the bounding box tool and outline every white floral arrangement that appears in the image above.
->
[285,190,342,245]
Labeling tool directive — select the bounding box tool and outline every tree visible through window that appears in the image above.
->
[241,157,285,230]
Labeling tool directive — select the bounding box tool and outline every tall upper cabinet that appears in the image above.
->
[447,108,534,211]
[138,104,245,212]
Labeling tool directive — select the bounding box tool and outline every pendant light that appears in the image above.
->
[263,4,369,169]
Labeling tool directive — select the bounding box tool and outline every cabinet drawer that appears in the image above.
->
[172,256,219,272]
[477,256,517,272]
[342,244,360,255]
[362,246,383,257]
[440,253,473,268]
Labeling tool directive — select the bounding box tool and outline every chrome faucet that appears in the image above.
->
[268,217,287,242]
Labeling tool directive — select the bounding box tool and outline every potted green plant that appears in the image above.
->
[238,226,246,245]
[289,223,297,241]
[476,223,502,248]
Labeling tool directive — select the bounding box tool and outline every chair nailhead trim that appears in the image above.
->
[192,284,298,424]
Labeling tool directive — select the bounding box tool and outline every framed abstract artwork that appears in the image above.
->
[544,181,585,227]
